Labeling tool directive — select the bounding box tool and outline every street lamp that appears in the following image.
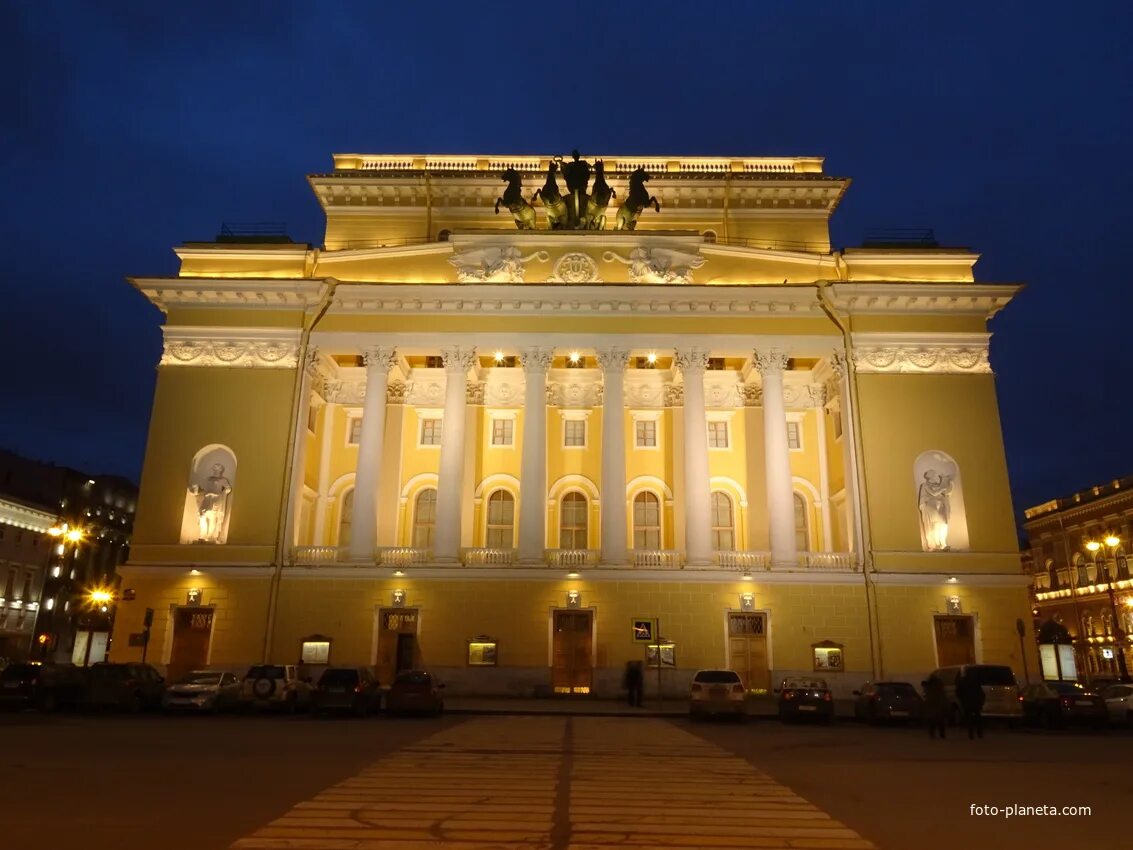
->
[36,524,87,661]
[1086,536,1129,682]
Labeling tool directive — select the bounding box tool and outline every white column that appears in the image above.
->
[597,348,629,564]
[518,348,553,563]
[675,348,713,566]
[313,397,336,545]
[433,346,477,563]
[831,352,863,556]
[754,348,797,569]
[286,349,318,546]
[813,386,833,552]
[349,347,396,560]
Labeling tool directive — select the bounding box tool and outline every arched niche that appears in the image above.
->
[912,450,969,552]
[180,444,237,544]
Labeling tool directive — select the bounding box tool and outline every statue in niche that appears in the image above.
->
[615,167,661,230]
[494,168,536,229]
[917,469,953,551]
[190,463,233,543]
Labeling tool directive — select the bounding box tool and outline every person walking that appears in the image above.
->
[624,660,644,708]
[956,670,986,739]
[922,675,949,739]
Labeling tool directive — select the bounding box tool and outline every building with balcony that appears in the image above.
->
[112,152,1031,695]
[1025,477,1133,682]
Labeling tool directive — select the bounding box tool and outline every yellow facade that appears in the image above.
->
[115,152,1030,696]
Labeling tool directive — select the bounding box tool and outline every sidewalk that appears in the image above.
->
[444,695,859,719]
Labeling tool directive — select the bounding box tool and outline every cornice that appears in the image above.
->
[850,331,992,375]
[0,497,56,532]
[173,246,313,263]
[160,326,302,369]
[826,282,1021,317]
[129,277,330,312]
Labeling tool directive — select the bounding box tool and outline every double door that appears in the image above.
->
[552,610,593,694]
[728,612,770,692]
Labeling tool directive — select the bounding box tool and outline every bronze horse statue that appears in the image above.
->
[495,168,536,230]
[584,159,616,230]
[615,167,661,231]
[531,161,569,229]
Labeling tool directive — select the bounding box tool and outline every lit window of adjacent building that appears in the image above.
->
[485,491,515,548]
[564,419,586,447]
[413,489,438,549]
[794,493,810,552]
[786,421,802,450]
[635,420,656,447]
[711,491,735,551]
[559,493,588,549]
[491,418,514,447]
[348,417,363,445]
[708,421,729,449]
[420,418,442,446]
[45,597,55,611]
[633,492,662,550]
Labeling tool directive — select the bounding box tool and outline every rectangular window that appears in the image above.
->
[420,418,442,445]
[786,421,801,450]
[635,420,656,447]
[707,357,725,371]
[708,421,729,449]
[424,355,444,369]
[4,569,15,599]
[564,420,586,447]
[21,573,33,602]
[348,417,363,445]
[491,418,514,446]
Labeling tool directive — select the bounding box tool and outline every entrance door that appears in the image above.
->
[728,612,770,692]
[376,608,419,683]
[168,607,214,682]
[551,610,593,694]
[934,615,976,667]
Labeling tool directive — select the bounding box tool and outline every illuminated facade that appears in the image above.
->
[113,152,1032,694]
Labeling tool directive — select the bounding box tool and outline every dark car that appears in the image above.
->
[853,681,924,724]
[311,667,382,717]
[776,676,834,723]
[1020,681,1106,728]
[0,663,86,712]
[83,662,165,712]
[386,670,444,716]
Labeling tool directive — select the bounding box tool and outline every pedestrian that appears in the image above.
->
[624,660,644,707]
[922,675,948,739]
[956,670,985,739]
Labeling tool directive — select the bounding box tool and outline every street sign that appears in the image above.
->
[632,619,656,642]
[127,632,147,647]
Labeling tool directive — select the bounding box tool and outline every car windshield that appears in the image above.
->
[1,664,36,681]
[1048,682,1086,695]
[783,678,828,690]
[876,682,918,695]
[320,669,359,685]
[89,665,127,679]
[972,666,1016,686]
[177,673,221,685]
[394,671,431,685]
[246,665,286,679]
[693,670,741,684]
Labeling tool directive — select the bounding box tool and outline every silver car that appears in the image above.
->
[163,670,241,713]
[1100,683,1133,726]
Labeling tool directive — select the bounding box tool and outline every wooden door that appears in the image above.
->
[551,610,593,694]
[376,608,419,684]
[728,612,770,692]
[934,615,976,667]
[168,607,214,682]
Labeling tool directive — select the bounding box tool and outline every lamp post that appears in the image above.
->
[1086,535,1129,682]
[38,524,85,662]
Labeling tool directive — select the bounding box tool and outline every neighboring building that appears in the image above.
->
[1025,477,1133,682]
[0,450,136,664]
[113,151,1031,695]
[0,495,55,661]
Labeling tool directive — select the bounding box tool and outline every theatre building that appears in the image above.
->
[113,151,1034,694]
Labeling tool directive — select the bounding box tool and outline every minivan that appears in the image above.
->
[930,664,1022,723]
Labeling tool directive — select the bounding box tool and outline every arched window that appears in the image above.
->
[794,493,810,552]
[711,491,735,551]
[1073,553,1088,586]
[485,490,515,549]
[1117,547,1129,580]
[1045,559,1057,591]
[633,492,661,550]
[560,492,588,549]
[337,488,354,548]
[413,488,437,549]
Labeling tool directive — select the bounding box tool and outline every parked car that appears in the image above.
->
[311,667,382,716]
[930,664,1022,724]
[853,681,924,723]
[776,676,834,723]
[162,670,241,713]
[1020,681,1106,728]
[1099,683,1133,726]
[240,664,311,712]
[688,669,747,721]
[0,663,86,712]
[83,662,165,712]
[386,670,444,715]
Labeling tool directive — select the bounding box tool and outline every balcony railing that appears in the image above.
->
[290,546,432,567]
[632,550,684,569]
[716,551,771,570]
[545,549,602,568]
[799,551,859,570]
[460,548,516,566]
[378,547,432,567]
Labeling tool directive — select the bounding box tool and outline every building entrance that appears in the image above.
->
[168,607,214,682]
[376,608,419,682]
[551,610,593,694]
[934,615,976,666]
[728,612,770,692]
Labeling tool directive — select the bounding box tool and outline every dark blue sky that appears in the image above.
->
[3,1,1130,517]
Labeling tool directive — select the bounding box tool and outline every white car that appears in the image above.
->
[1099,683,1133,726]
[163,670,241,713]
[240,664,312,712]
[689,669,747,720]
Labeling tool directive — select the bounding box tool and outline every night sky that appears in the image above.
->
[3,1,1130,519]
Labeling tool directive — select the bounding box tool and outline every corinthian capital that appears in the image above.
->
[362,346,398,372]
[674,348,709,373]
[595,348,630,372]
[752,348,789,376]
[441,346,478,373]
[829,350,848,378]
[519,348,555,373]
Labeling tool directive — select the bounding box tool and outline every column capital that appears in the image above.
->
[519,348,555,373]
[674,348,710,374]
[595,348,630,372]
[829,350,848,378]
[304,346,322,375]
[362,346,398,372]
[753,348,790,376]
[441,346,478,374]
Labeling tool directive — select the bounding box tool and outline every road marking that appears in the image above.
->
[231,715,876,849]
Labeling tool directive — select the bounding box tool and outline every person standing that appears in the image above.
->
[956,670,986,739]
[624,660,644,707]
[922,675,948,739]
